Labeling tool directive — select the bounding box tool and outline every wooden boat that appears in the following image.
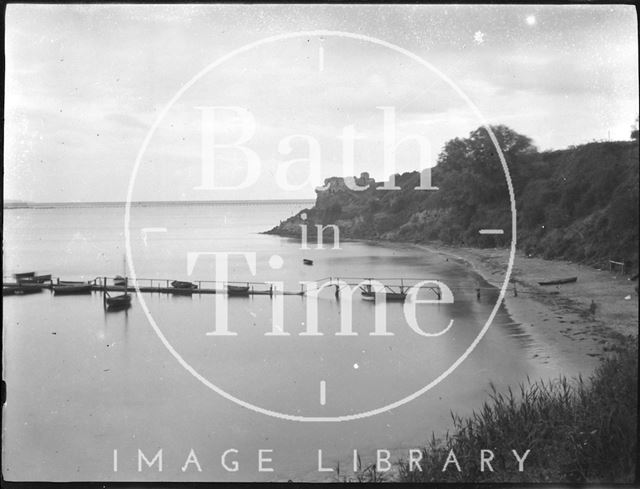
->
[170,280,197,295]
[105,293,132,310]
[57,280,87,285]
[171,280,197,289]
[13,271,35,280]
[4,284,44,295]
[360,285,406,302]
[113,275,127,287]
[303,259,314,266]
[53,283,93,295]
[18,274,52,284]
[538,277,577,286]
[227,284,250,296]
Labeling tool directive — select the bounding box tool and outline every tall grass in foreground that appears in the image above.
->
[398,344,637,483]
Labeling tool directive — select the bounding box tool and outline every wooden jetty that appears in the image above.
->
[94,277,304,296]
[3,274,520,300]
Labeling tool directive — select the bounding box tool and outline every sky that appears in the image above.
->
[4,4,638,203]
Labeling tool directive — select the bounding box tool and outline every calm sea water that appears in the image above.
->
[3,202,568,482]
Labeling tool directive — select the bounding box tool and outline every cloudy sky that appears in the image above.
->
[4,4,638,203]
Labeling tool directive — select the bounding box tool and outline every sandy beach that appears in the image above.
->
[418,244,639,377]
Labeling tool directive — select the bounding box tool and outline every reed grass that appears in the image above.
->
[398,343,638,483]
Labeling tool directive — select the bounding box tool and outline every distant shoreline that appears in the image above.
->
[3,199,315,210]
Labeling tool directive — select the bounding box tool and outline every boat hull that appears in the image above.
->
[538,277,578,286]
[228,285,250,296]
[360,290,407,302]
[105,294,132,310]
[13,272,36,280]
[53,284,93,295]
[4,284,44,295]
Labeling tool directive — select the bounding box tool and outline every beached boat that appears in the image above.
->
[227,284,250,296]
[360,285,407,302]
[303,259,314,266]
[105,293,132,310]
[538,277,578,286]
[52,283,93,295]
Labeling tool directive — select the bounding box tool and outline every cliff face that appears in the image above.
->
[266,127,639,269]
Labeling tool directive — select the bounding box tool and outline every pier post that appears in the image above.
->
[476,288,481,300]
[513,281,518,297]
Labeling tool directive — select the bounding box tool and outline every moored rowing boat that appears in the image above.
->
[227,284,250,296]
[52,283,93,295]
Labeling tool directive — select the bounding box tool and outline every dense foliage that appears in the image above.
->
[397,344,638,483]
[267,126,639,269]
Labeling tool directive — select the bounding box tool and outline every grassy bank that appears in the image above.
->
[395,343,637,483]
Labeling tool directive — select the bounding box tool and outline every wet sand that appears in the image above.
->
[417,244,639,376]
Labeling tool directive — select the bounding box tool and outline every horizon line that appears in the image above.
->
[3,198,316,208]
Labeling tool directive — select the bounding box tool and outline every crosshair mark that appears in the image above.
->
[141,227,167,246]
[320,380,326,406]
[479,229,504,235]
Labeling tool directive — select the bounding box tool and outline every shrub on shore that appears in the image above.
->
[397,343,638,483]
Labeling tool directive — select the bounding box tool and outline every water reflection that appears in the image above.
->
[3,203,566,481]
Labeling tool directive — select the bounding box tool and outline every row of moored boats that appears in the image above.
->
[3,271,131,311]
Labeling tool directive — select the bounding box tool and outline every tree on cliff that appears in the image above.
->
[432,125,536,238]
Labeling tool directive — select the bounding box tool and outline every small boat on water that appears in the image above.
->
[171,280,197,289]
[170,280,198,295]
[14,271,36,280]
[360,285,407,302]
[113,275,127,287]
[538,276,578,286]
[303,259,314,266]
[17,274,52,284]
[53,283,93,295]
[4,284,44,295]
[227,284,250,296]
[104,293,132,310]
